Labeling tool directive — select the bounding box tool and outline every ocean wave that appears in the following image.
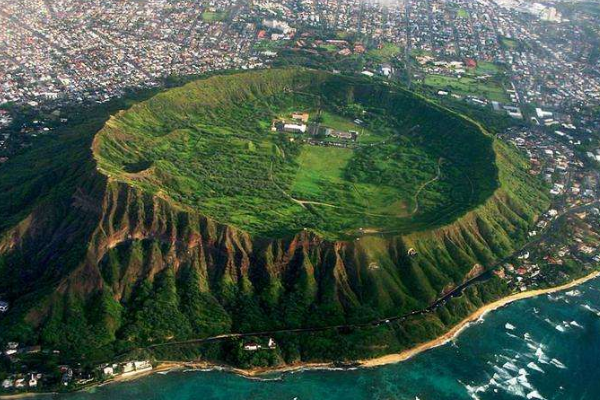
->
[465,383,488,400]
[546,294,563,302]
[502,361,520,373]
[569,320,584,329]
[565,289,582,297]
[245,376,284,382]
[527,390,546,399]
[581,304,600,316]
[468,354,548,400]
[535,347,550,364]
[492,365,513,381]
[517,374,534,390]
[550,358,567,369]
[527,362,545,373]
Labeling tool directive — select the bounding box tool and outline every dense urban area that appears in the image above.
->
[1,0,600,394]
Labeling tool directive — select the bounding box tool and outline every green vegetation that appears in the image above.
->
[0,68,550,376]
[500,37,519,50]
[457,8,469,18]
[366,43,402,61]
[319,44,339,52]
[95,68,500,239]
[423,74,509,102]
[201,11,227,22]
[475,61,503,76]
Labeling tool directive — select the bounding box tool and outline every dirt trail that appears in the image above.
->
[411,158,443,215]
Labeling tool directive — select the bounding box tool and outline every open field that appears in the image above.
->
[367,43,402,61]
[475,61,503,75]
[201,11,227,22]
[500,37,519,49]
[423,74,509,102]
[457,8,469,18]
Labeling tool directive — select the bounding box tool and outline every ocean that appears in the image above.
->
[46,277,600,400]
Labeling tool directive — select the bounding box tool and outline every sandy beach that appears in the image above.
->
[153,270,600,376]
[359,270,600,368]
[2,270,598,398]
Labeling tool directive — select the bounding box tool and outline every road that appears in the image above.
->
[144,199,599,352]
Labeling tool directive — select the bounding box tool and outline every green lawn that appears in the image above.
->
[291,146,353,198]
[500,37,518,50]
[457,8,469,18]
[423,74,509,103]
[320,111,362,132]
[367,43,402,61]
[202,11,227,22]
[319,44,339,52]
[475,61,502,76]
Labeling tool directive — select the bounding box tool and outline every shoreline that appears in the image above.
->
[2,269,598,398]
[161,269,600,375]
[359,269,600,368]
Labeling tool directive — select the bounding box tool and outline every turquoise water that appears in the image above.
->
[49,277,600,400]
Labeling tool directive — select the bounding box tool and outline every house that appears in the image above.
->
[267,338,277,349]
[243,343,261,351]
[103,366,115,377]
[380,64,392,76]
[354,44,365,54]
[464,58,477,69]
[122,362,135,374]
[2,379,14,389]
[28,374,38,388]
[4,342,19,355]
[133,361,152,373]
[0,301,8,313]
[291,112,309,123]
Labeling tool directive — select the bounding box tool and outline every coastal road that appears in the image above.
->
[143,199,600,353]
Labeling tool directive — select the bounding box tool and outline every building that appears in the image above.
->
[121,360,152,377]
[0,301,8,313]
[464,58,477,69]
[328,130,358,141]
[283,123,307,133]
[28,374,38,388]
[291,112,309,123]
[243,343,261,351]
[133,361,152,373]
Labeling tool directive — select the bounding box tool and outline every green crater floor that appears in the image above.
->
[94,69,498,239]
